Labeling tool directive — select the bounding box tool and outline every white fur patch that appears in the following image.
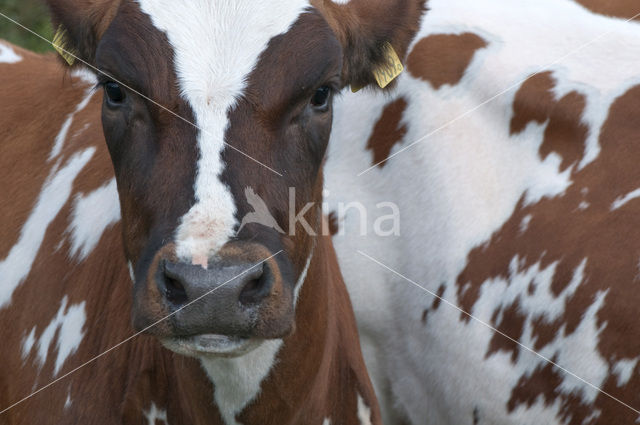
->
[293,247,314,305]
[128,261,135,283]
[68,178,120,261]
[144,403,168,425]
[0,148,95,309]
[325,0,640,423]
[136,0,309,265]
[22,296,87,376]
[357,394,373,425]
[322,419,331,425]
[21,327,36,360]
[64,389,72,410]
[49,89,95,162]
[519,214,532,234]
[194,246,311,424]
[200,340,282,425]
[0,42,21,63]
[195,248,310,425]
[50,118,73,161]
[611,188,640,210]
[69,68,98,86]
[613,357,638,387]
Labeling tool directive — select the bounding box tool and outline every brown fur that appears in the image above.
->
[2,0,430,421]
[575,0,640,20]
[0,45,87,258]
[510,72,588,171]
[0,26,380,425]
[45,0,121,64]
[456,79,640,424]
[312,0,427,89]
[366,97,408,168]
[407,32,488,89]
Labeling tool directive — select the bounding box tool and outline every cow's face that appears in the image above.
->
[46,0,424,358]
[95,2,340,355]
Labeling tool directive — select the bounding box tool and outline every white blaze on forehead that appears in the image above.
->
[136,0,310,266]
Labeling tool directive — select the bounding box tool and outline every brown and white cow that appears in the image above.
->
[0,0,424,423]
[325,0,640,424]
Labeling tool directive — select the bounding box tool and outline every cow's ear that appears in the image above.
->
[45,0,121,66]
[313,0,426,91]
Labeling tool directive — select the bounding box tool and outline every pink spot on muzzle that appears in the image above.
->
[192,254,209,269]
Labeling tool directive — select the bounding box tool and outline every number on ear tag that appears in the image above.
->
[351,42,404,93]
[373,42,404,89]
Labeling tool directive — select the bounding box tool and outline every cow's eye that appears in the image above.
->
[310,86,331,110]
[104,81,125,104]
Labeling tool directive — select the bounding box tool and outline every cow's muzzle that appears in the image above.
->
[133,242,295,357]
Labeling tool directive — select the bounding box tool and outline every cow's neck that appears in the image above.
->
[199,234,378,425]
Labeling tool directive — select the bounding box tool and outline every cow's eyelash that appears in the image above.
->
[94,78,113,92]
[324,76,341,91]
[95,74,121,88]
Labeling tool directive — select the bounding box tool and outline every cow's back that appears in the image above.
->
[325,0,640,424]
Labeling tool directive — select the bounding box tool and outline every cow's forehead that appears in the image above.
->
[134,0,312,263]
[136,0,311,114]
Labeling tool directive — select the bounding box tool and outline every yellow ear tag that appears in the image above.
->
[351,42,404,93]
[52,25,76,66]
[373,42,403,89]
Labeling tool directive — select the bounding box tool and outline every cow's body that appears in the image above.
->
[326,0,640,424]
[0,43,379,425]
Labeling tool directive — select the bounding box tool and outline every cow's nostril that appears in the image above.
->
[239,272,272,306]
[239,279,261,304]
[164,276,188,306]
[159,258,271,315]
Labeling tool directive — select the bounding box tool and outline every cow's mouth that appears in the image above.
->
[161,334,261,358]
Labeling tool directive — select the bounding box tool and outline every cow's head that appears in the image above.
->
[46,0,424,357]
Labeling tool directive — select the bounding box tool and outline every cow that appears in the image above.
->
[0,0,425,423]
[324,0,640,424]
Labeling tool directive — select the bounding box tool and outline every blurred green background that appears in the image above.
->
[0,0,53,52]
